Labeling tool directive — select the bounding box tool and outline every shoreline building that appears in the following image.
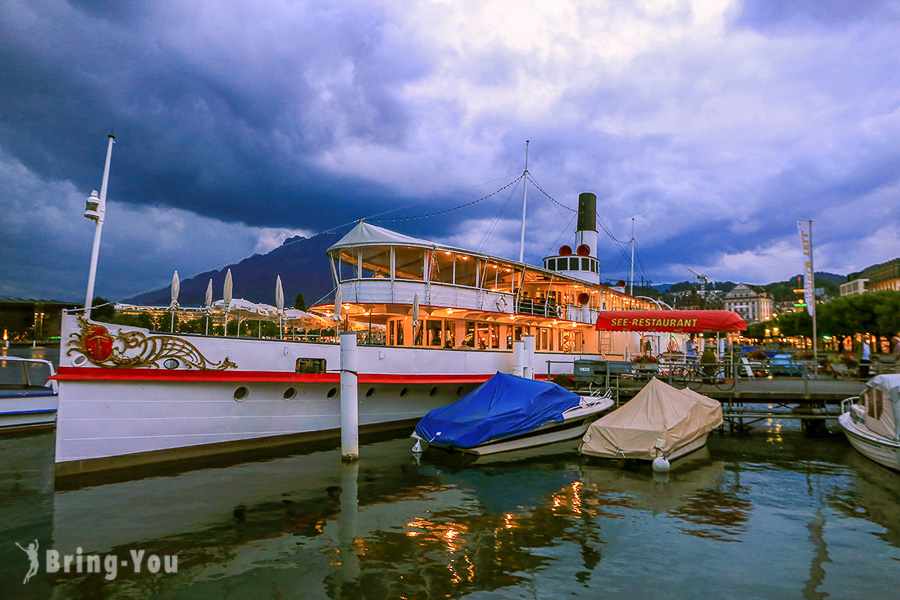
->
[841,258,900,296]
[723,284,774,325]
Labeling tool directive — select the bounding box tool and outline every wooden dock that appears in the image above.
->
[605,376,866,433]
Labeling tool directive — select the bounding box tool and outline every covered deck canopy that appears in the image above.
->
[595,310,746,333]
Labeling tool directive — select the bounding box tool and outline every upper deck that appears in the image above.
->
[318,221,655,332]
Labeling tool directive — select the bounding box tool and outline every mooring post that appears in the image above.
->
[340,332,359,462]
[512,340,525,377]
[522,335,535,379]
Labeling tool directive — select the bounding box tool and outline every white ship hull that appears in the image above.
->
[55,315,608,477]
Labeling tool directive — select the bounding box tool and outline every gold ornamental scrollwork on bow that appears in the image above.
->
[67,315,238,370]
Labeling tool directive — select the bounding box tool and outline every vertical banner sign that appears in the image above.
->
[796,220,814,316]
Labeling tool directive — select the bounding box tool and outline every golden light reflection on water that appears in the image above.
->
[765,417,783,443]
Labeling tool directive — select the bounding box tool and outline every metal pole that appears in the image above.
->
[340,332,359,461]
[84,135,115,318]
[629,218,635,296]
[518,140,529,263]
[810,220,818,362]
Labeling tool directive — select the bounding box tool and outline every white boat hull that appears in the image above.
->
[413,398,614,456]
[0,356,58,431]
[838,411,900,471]
[0,393,57,430]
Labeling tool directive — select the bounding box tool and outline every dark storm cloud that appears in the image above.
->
[0,0,431,231]
[1,0,899,300]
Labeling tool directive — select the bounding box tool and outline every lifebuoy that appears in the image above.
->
[556,305,565,319]
[496,296,508,311]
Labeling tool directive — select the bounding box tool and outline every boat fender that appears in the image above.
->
[412,440,423,453]
[496,296,508,311]
[652,456,670,472]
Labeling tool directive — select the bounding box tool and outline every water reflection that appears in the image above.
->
[0,423,897,598]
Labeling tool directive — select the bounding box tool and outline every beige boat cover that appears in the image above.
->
[580,377,723,460]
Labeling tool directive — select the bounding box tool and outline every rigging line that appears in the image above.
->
[475,178,522,253]
[370,174,524,222]
[544,213,578,257]
[526,173,576,213]
[596,214,631,245]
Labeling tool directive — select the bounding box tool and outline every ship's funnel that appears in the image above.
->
[577,193,597,232]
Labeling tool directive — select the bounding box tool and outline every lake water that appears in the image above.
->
[1,421,898,599]
[1,347,899,598]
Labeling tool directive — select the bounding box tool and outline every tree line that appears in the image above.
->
[747,290,900,352]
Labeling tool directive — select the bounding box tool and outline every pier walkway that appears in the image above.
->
[599,376,866,432]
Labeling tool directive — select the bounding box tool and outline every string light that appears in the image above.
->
[372,175,525,222]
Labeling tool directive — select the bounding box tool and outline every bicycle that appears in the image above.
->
[672,361,736,391]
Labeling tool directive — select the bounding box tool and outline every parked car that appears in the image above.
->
[768,353,806,376]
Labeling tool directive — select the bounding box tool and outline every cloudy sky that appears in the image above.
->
[1,0,898,302]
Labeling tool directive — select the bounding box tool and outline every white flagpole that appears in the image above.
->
[84,135,115,318]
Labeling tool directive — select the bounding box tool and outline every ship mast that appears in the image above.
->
[518,140,529,263]
[629,217,635,296]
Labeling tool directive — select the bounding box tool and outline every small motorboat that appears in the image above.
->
[839,374,900,471]
[579,377,722,470]
[0,356,58,431]
[412,372,613,456]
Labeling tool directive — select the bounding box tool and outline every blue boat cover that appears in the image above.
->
[414,372,581,448]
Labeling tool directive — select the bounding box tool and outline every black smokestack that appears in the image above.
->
[577,193,597,232]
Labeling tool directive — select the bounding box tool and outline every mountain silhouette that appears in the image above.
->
[127,231,341,308]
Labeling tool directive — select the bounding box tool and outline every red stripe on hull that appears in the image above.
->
[54,367,495,385]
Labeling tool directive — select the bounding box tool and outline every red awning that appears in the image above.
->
[595,310,747,333]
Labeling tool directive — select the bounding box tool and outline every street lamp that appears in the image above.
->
[83,135,115,319]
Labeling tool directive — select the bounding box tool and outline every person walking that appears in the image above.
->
[860,336,872,378]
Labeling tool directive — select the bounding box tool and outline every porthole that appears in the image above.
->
[283,387,296,400]
[366,388,376,398]
[400,387,409,397]
[163,358,179,370]
[456,386,464,396]
[327,387,337,399]
[429,387,438,397]
[234,386,249,402]
[72,354,88,366]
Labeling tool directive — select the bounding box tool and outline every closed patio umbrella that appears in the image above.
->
[224,269,233,336]
[275,275,285,339]
[169,270,180,332]
[204,279,213,335]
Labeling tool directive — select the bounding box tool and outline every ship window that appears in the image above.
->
[454,255,477,287]
[430,251,455,284]
[423,319,443,347]
[581,258,589,271]
[360,246,391,278]
[389,320,405,346]
[489,323,500,349]
[394,246,424,281]
[548,258,557,270]
[295,358,326,373]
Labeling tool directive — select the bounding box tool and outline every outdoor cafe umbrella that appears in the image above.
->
[212,299,276,338]
[169,270,180,332]
[204,278,213,335]
[224,268,233,336]
[332,285,343,331]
